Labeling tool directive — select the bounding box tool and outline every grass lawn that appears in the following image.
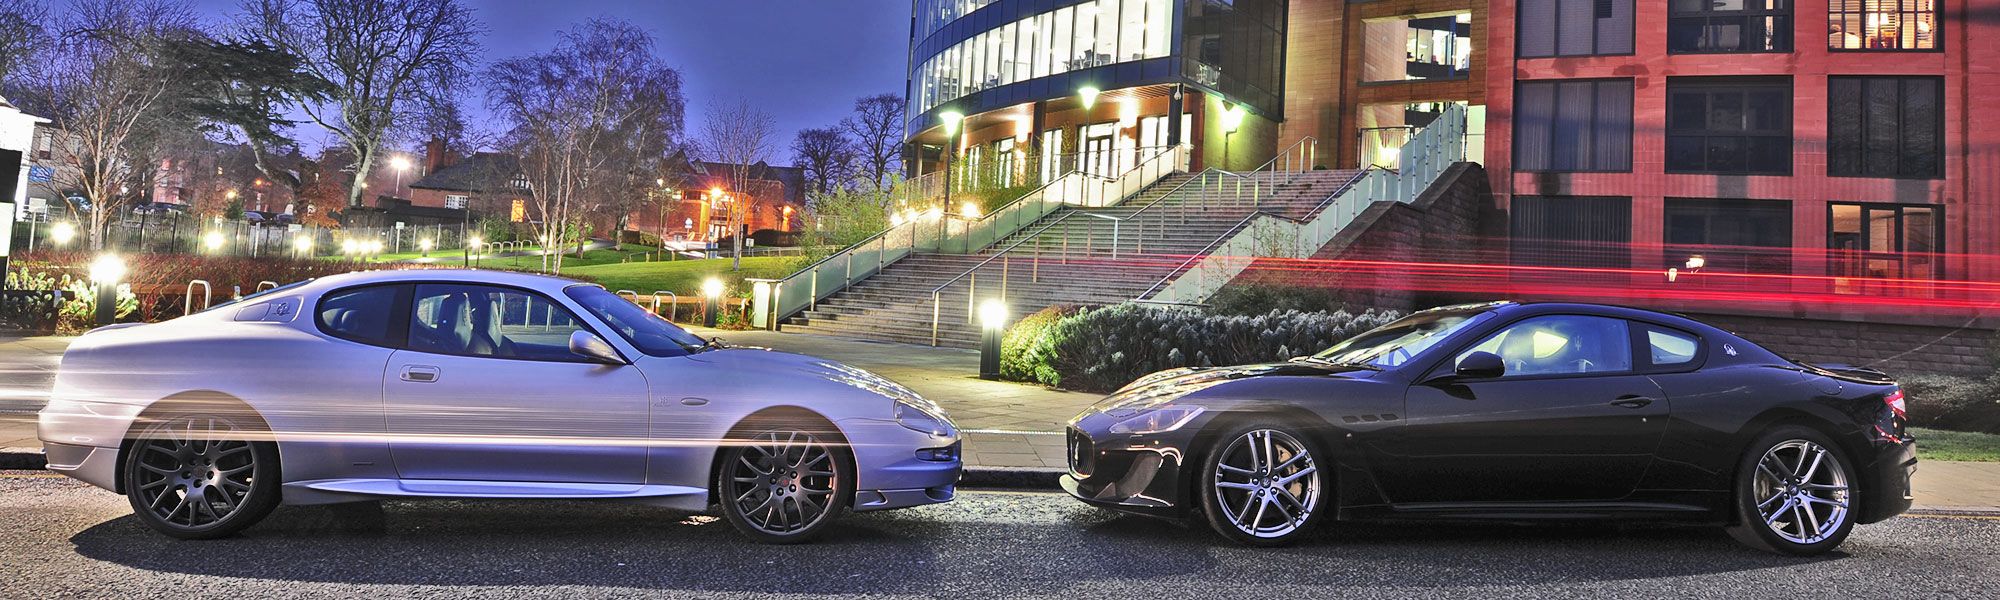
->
[554,256,798,296]
[1912,427,2000,462]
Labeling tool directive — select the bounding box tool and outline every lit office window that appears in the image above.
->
[913,0,1175,115]
[1829,0,1938,50]
[1829,203,1942,293]
[1362,13,1473,82]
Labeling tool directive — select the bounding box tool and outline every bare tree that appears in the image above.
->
[700,98,776,272]
[486,18,684,274]
[791,126,854,201]
[242,0,481,208]
[0,1,51,98]
[840,93,903,194]
[34,0,199,249]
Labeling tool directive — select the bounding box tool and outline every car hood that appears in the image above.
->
[1090,360,1373,417]
[682,346,930,406]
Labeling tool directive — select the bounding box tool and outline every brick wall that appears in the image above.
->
[1689,312,1996,378]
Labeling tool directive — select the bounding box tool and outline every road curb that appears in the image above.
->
[960,466,1064,490]
[0,448,45,470]
[1909,506,2000,517]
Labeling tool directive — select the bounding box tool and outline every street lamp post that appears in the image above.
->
[389,155,412,199]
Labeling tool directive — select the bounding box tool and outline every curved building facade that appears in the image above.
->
[905,0,1290,183]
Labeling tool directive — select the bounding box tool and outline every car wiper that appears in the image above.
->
[1295,356,1381,371]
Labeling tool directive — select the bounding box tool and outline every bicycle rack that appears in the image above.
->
[652,291,678,322]
[184,280,212,314]
[615,290,640,304]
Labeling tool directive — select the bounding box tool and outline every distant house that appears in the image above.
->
[629,151,806,243]
[406,144,531,221]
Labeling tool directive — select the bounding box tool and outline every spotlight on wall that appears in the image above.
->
[1078,86,1101,110]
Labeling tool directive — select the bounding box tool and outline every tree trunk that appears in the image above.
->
[347,146,377,208]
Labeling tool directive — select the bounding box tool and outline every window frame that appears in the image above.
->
[1667,0,1794,54]
[1664,76,1794,176]
[1828,0,1942,53]
[1516,0,1638,59]
[1632,321,1708,374]
[1512,78,1635,173]
[1826,75,1945,180]
[1826,201,1946,280]
[401,281,620,364]
[1436,314,1642,382]
[312,283,414,349]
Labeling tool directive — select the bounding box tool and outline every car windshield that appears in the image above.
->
[563,285,710,357]
[1312,309,1495,368]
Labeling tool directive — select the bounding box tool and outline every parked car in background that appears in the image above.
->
[1062,302,1915,555]
[39,270,961,543]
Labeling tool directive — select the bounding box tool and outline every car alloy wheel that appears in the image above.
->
[1205,426,1323,544]
[1752,439,1851,545]
[1726,426,1858,555]
[123,413,279,539]
[719,429,847,543]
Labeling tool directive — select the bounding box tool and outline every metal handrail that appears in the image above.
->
[256,281,279,292]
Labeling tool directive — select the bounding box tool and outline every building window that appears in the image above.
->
[1828,76,1942,179]
[1510,196,1633,269]
[913,0,1174,115]
[1362,13,1473,82]
[1829,203,1942,290]
[1666,77,1791,175]
[1513,79,1633,172]
[1668,0,1791,53]
[1517,0,1635,58]
[1664,198,1793,275]
[445,195,467,210]
[1829,0,1938,50]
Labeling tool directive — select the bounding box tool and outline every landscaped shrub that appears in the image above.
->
[1208,284,1355,317]
[1000,304,1078,383]
[1901,373,2000,435]
[1005,302,1401,393]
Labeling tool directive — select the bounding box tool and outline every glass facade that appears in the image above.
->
[1362,14,1473,82]
[912,0,1175,117]
[1182,0,1287,115]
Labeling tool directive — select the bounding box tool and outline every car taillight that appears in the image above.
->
[1884,389,1907,419]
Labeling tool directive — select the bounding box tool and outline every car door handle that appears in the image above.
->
[1610,395,1654,409]
[400,365,440,383]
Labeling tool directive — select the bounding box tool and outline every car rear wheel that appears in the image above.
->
[716,427,852,544]
[1725,426,1857,556]
[122,413,281,540]
[1197,421,1329,546]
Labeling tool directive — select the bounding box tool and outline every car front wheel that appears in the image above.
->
[715,427,853,544]
[1726,426,1857,555]
[122,412,281,539]
[1197,421,1329,546]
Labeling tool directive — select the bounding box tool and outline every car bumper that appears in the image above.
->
[837,418,961,512]
[38,399,143,493]
[1857,438,1918,524]
[1060,423,1194,516]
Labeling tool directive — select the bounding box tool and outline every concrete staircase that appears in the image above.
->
[784,169,1365,347]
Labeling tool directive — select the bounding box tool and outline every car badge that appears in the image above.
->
[1723,343,1737,356]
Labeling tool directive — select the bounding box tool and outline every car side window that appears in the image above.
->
[1456,315,1633,377]
[315,284,405,347]
[1643,326,1701,368]
[408,284,591,362]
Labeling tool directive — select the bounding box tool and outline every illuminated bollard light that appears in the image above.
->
[979,299,1006,380]
[702,278,724,328]
[89,254,126,327]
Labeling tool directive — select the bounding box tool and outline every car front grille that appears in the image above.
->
[1067,427,1094,478]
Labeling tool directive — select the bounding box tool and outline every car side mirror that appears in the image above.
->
[569,330,627,365]
[1454,351,1505,380]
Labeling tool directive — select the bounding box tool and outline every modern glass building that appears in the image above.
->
[904,0,1290,187]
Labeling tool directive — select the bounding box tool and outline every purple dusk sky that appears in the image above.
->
[187,0,911,161]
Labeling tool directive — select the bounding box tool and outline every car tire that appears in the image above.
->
[714,422,854,544]
[121,411,282,540]
[1725,425,1858,556]
[1196,419,1330,547]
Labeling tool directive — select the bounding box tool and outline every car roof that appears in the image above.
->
[304,269,594,295]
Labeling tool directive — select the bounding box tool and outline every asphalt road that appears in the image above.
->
[2,473,1996,598]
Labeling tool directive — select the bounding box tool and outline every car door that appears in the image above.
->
[1375,314,1669,505]
[383,282,653,484]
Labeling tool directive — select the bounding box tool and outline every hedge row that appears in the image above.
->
[1000,302,1402,393]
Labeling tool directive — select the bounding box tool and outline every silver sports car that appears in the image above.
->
[38,269,961,543]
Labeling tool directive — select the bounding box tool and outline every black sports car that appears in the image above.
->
[1061,302,1916,555]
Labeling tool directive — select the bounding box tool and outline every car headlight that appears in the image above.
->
[1108,405,1205,435]
[894,398,955,437]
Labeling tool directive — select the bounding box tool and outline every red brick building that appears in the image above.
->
[627,152,806,244]
[1482,0,1990,320]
